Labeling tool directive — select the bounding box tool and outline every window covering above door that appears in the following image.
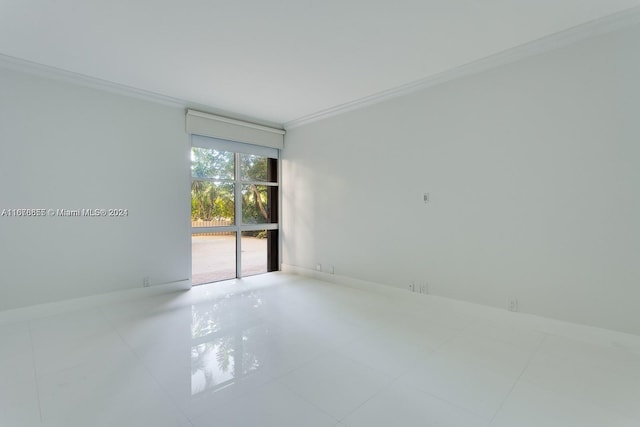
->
[186,109,284,149]
[191,134,279,159]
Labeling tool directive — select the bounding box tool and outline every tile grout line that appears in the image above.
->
[312,324,463,424]
[332,317,472,422]
[271,351,343,423]
[270,340,405,424]
[386,327,545,425]
[486,333,549,426]
[340,369,416,424]
[100,306,196,426]
[398,374,494,424]
[26,322,44,425]
[274,377,343,424]
[103,304,290,426]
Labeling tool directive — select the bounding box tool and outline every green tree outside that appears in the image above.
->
[191,148,271,228]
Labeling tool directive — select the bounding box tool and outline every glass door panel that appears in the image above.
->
[191,147,235,180]
[241,184,275,224]
[240,230,268,277]
[191,231,236,285]
[191,181,235,227]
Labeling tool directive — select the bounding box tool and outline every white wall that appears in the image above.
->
[282,24,640,335]
[0,67,190,311]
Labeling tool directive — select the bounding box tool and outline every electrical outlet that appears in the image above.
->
[423,192,430,203]
[143,276,150,287]
[316,263,322,271]
[508,298,518,312]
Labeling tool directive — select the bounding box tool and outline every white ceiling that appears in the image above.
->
[1,0,640,126]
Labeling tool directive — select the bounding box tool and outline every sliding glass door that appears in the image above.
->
[191,136,279,285]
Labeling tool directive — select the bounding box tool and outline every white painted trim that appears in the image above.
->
[0,53,283,129]
[187,110,285,135]
[277,156,284,271]
[281,264,397,296]
[284,5,640,129]
[281,264,640,352]
[0,279,191,325]
[0,53,186,108]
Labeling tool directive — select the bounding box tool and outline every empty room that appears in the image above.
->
[1,1,639,426]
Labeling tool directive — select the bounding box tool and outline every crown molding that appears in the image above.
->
[0,53,285,129]
[0,53,188,108]
[284,5,640,130]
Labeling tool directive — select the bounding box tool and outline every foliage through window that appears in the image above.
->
[191,149,275,225]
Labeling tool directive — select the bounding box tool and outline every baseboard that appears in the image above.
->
[281,263,399,296]
[281,264,640,353]
[0,279,191,325]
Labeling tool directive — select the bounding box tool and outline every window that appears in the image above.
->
[191,136,279,285]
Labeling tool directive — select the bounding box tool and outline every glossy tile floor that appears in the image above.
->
[2,273,640,427]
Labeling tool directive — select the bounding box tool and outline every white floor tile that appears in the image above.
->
[0,322,38,387]
[0,322,35,372]
[434,333,535,378]
[114,306,192,350]
[37,352,188,427]
[529,334,640,379]
[521,337,640,419]
[396,346,519,419]
[30,309,130,377]
[254,325,338,377]
[190,381,336,427]
[342,381,488,427]
[463,319,546,353]
[1,273,639,427]
[134,330,276,419]
[491,380,638,427]
[126,298,290,419]
[274,307,371,352]
[0,376,40,413]
[0,401,42,427]
[394,328,534,418]
[99,294,183,325]
[29,309,113,347]
[0,323,42,426]
[278,353,393,420]
[336,322,454,377]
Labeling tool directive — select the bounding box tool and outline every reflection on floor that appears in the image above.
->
[1,273,640,427]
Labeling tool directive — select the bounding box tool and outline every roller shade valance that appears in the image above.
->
[191,134,278,159]
[186,109,284,149]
